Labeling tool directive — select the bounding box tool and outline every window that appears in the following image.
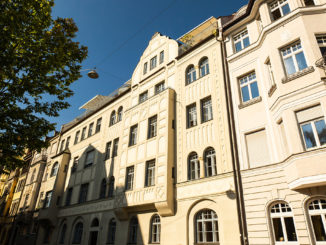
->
[72,157,78,173]
[239,72,260,103]
[316,35,326,56]
[296,105,326,149]
[85,150,95,167]
[304,0,315,6]
[50,162,59,177]
[78,183,89,203]
[187,104,197,128]
[60,139,65,152]
[270,202,297,242]
[139,91,148,104]
[125,166,134,191]
[112,138,119,157]
[23,193,29,209]
[107,218,116,244]
[270,0,290,21]
[129,125,138,146]
[159,51,164,64]
[30,169,36,183]
[204,148,217,177]
[65,188,73,206]
[150,215,161,243]
[10,201,19,216]
[195,209,219,243]
[117,107,123,122]
[266,58,276,87]
[308,199,326,242]
[99,178,106,199]
[128,217,138,244]
[59,224,67,244]
[95,118,102,133]
[65,136,70,149]
[281,41,308,76]
[105,141,112,160]
[44,191,52,208]
[201,97,213,123]
[199,57,209,77]
[74,131,80,145]
[88,123,94,137]
[188,152,200,180]
[148,115,157,139]
[155,81,165,94]
[145,160,155,187]
[72,222,83,244]
[110,111,116,126]
[81,127,86,141]
[233,29,250,52]
[150,56,157,70]
[143,62,148,75]
[91,218,99,227]
[108,176,115,198]
[186,65,196,85]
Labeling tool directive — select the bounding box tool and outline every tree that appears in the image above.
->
[0,0,88,171]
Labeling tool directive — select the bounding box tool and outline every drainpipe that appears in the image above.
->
[216,21,249,245]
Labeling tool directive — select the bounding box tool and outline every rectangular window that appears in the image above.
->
[65,136,70,150]
[296,105,326,149]
[150,56,157,70]
[145,160,155,187]
[266,58,276,87]
[304,0,315,6]
[129,124,138,146]
[71,156,78,173]
[125,166,134,191]
[60,139,65,152]
[187,104,197,128]
[139,91,148,104]
[23,193,29,209]
[105,141,112,160]
[143,62,148,75]
[38,192,44,209]
[65,188,73,206]
[88,122,94,137]
[270,0,291,21]
[239,72,260,103]
[85,150,95,168]
[201,97,213,123]
[281,41,308,75]
[95,118,102,133]
[78,183,89,203]
[159,51,164,64]
[148,115,157,139]
[81,127,87,141]
[112,138,119,157]
[233,29,250,52]
[316,35,326,56]
[155,81,165,94]
[74,131,80,145]
[44,191,53,208]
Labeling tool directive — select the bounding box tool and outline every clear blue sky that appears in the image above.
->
[50,0,248,131]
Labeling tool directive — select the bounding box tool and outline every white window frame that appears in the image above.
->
[300,117,326,149]
[150,56,157,70]
[159,51,164,64]
[308,199,326,244]
[195,209,219,243]
[150,215,161,243]
[270,0,291,20]
[188,153,200,180]
[316,35,326,55]
[187,104,197,128]
[145,160,155,187]
[84,150,95,167]
[186,65,196,85]
[204,148,217,177]
[155,81,165,94]
[139,91,148,103]
[199,58,209,77]
[143,62,148,75]
[201,97,213,123]
[233,29,250,52]
[129,124,138,146]
[126,166,134,191]
[148,115,157,139]
[281,41,307,75]
[239,72,260,103]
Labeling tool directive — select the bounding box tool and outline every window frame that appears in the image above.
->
[188,152,200,181]
[269,0,291,21]
[44,191,53,208]
[129,124,138,147]
[95,117,102,133]
[105,141,112,160]
[110,111,116,126]
[50,162,59,177]
[125,166,134,191]
[74,131,80,145]
[65,136,70,150]
[195,209,219,243]
[155,81,165,95]
[145,160,155,187]
[108,176,115,198]
[159,51,164,64]
[199,57,209,77]
[88,123,94,137]
[81,127,87,141]
[233,29,250,53]
[65,187,73,206]
[307,198,326,243]
[204,147,217,177]
[139,91,148,104]
[187,103,198,128]
[150,214,161,244]
[238,71,260,103]
[128,217,138,244]
[117,107,123,122]
[148,115,157,139]
[99,178,106,199]
[72,222,83,244]
[112,138,119,157]
[201,96,213,123]
[84,149,95,168]
[299,117,326,150]
[143,62,148,75]
[78,183,89,204]
[107,218,117,244]
[316,35,326,56]
[186,65,196,85]
[150,56,157,70]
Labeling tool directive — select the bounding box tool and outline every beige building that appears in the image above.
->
[223,0,326,244]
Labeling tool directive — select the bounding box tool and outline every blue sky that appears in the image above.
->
[50,0,248,131]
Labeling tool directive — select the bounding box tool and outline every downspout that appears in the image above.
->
[216,21,249,245]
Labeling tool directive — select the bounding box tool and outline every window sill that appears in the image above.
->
[281,66,314,84]
[268,83,277,97]
[238,96,262,109]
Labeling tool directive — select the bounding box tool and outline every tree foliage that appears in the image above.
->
[0,0,88,171]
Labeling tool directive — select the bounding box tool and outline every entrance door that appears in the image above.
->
[89,231,98,245]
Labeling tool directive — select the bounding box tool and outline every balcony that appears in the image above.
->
[284,147,326,189]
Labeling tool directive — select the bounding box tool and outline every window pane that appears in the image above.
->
[272,9,281,20]
[235,42,242,52]
[272,218,284,241]
[243,37,250,48]
[295,52,308,71]
[250,82,259,99]
[284,57,296,75]
[284,217,297,241]
[311,215,326,241]
[241,86,250,102]
[315,120,326,145]
[320,47,326,56]
[301,123,317,148]
[282,4,290,15]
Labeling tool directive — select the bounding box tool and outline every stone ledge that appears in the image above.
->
[281,66,315,84]
[238,96,262,109]
[268,83,277,97]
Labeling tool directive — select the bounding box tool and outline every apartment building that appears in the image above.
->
[223,0,326,244]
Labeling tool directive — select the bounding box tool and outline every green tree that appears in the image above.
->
[0,0,88,171]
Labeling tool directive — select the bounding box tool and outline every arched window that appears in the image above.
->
[150,214,161,243]
[199,57,209,77]
[72,222,83,244]
[58,223,66,244]
[99,179,106,199]
[107,218,116,244]
[195,209,219,243]
[117,107,123,122]
[188,152,200,180]
[91,218,99,227]
[186,65,196,85]
[270,202,297,242]
[108,176,115,198]
[110,111,116,126]
[204,148,216,177]
[128,217,138,244]
[50,162,59,177]
[308,199,326,242]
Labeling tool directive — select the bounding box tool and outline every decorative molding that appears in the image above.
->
[238,96,262,109]
[281,66,315,84]
[268,83,277,97]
